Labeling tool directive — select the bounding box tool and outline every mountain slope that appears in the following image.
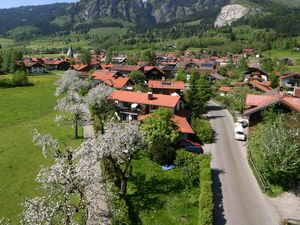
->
[0,0,299,40]
[0,3,71,34]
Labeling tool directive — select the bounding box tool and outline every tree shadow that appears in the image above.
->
[212,169,227,225]
[127,172,185,224]
[211,129,219,144]
[207,115,225,120]
[206,104,224,112]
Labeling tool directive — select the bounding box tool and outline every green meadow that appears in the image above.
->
[0,75,82,223]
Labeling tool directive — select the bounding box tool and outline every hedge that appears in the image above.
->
[176,149,200,187]
[199,155,213,225]
[191,117,213,144]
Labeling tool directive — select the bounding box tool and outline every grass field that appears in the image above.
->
[128,153,199,225]
[0,75,82,223]
[0,38,16,48]
[263,49,300,62]
[87,27,128,38]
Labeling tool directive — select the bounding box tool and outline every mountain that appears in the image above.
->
[0,3,71,34]
[0,0,300,40]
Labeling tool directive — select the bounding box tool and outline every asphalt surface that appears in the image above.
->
[206,101,281,225]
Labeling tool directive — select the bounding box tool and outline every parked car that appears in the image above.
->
[234,123,246,141]
[184,145,204,154]
[237,119,248,128]
[176,139,201,148]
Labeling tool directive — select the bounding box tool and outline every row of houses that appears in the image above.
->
[218,67,300,126]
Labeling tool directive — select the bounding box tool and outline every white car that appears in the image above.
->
[234,123,246,141]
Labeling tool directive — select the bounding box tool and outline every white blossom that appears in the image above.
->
[55,70,92,97]
[21,197,60,225]
[85,83,113,109]
[23,131,105,224]
[95,121,144,162]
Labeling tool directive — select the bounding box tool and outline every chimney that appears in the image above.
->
[147,92,153,100]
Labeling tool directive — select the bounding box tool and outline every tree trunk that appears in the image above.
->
[75,120,78,139]
[120,174,127,196]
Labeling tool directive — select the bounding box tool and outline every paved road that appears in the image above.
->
[206,101,281,225]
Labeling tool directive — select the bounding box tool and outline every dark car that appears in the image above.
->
[184,145,204,154]
[176,139,201,148]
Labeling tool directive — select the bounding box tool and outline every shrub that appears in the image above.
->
[12,71,32,86]
[191,117,213,143]
[106,183,130,225]
[176,149,200,187]
[199,154,213,225]
[149,145,176,165]
[0,71,32,88]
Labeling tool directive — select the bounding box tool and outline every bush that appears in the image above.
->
[0,71,32,88]
[176,149,200,187]
[199,154,213,225]
[12,71,32,86]
[191,117,213,144]
[0,77,14,88]
[106,183,130,225]
[148,145,176,165]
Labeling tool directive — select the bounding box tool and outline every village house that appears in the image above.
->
[90,70,133,90]
[148,80,185,95]
[144,66,167,80]
[205,72,226,83]
[279,72,300,96]
[243,92,300,126]
[24,61,47,74]
[244,67,269,82]
[138,114,195,140]
[111,65,143,76]
[242,48,255,57]
[43,59,70,71]
[110,90,182,121]
[111,56,127,64]
[157,62,177,77]
[218,86,233,96]
[71,64,91,75]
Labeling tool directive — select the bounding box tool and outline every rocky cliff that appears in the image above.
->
[214,4,249,27]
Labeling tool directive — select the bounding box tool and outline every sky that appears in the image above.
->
[0,0,77,9]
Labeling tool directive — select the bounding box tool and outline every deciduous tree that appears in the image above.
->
[91,121,144,196]
[249,117,300,187]
[141,108,179,165]
[21,130,103,225]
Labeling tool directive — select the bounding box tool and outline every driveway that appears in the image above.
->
[205,101,281,225]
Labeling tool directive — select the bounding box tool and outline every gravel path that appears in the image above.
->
[83,123,110,225]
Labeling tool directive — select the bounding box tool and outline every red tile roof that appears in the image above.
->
[72,64,89,71]
[144,66,166,75]
[111,65,142,72]
[245,94,276,107]
[219,86,233,93]
[148,80,185,90]
[100,64,114,70]
[249,80,272,93]
[91,70,130,89]
[244,94,300,115]
[110,90,180,108]
[279,72,300,80]
[281,96,300,112]
[138,114,194,134]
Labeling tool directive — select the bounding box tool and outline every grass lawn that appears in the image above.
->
[88,27,128,38]
[0,75,82,223]
[263,49,300,62]
[128,153,199,225]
